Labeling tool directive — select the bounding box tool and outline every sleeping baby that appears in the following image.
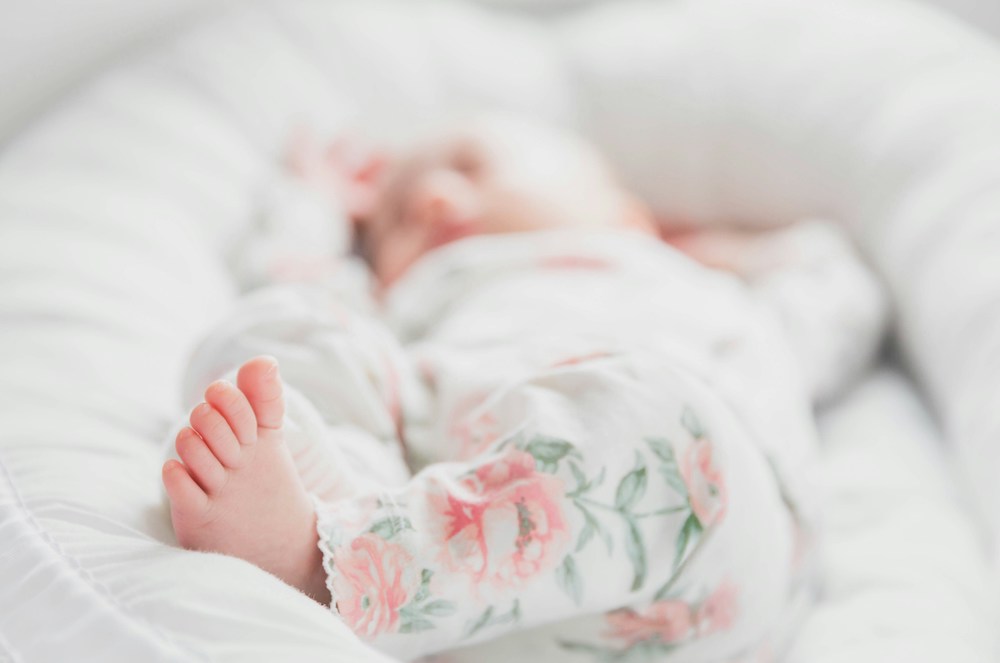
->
[162,114,885,662]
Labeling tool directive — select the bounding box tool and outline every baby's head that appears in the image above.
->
[357,114,652,284]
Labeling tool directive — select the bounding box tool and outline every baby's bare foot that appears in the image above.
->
[162,356,330,604]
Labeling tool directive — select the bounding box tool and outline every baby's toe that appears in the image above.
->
[205,380,257,446]
[237,356,285,430]
[175,428,227,494]
[162,459,208,511]
[189,401,243,467]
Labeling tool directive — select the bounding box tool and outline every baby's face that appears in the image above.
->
[363,115,648,284]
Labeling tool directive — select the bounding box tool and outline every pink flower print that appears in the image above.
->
[332,533,419,639]
[604,600,693,646]
[431,449,569,589]
[696,580,739,635]
[680,437,727,527]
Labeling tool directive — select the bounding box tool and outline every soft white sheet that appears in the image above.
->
[0,0,996,661]
[794,371,995,662]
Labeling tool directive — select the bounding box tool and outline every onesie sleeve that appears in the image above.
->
[231,168,358,291]
[746,220,888,403]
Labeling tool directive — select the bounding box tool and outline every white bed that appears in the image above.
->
[0,1,997,661]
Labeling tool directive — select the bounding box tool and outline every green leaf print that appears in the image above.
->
[659,466,688,498]
[465,606,495,639]
[395,568,457,634]
[555,554,584,606]
[614,465,648,512]
[624,517,647,591]
[573,502,613,554]
[576,519,595,552]
[524,436,578,472]
[652,579,674,603]
[412,569,433,603]
[681,406,705,439]
[463,600,521,639]
[567,463,607,500]
[510,599,522,623]
[368,516,414,540]
[597,522,614,554]
[399,617,435,633]
[651,572,682,602]
[560,637,682,662]
[674,512,703,570]
[644,436,674,463]
[645,437,688,497]
[569,461,588,491]
[422,600,457,617]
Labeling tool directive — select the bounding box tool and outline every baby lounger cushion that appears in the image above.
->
[0,0,996,660]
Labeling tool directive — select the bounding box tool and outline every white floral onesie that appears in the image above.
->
[180,210,884,663]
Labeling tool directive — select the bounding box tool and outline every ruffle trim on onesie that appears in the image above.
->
[313,494,347,618]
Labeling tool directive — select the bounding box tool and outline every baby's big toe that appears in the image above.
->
[236,356,285,430]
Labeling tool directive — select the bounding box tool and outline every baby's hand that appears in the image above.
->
[663,226,799,280]
[285,126,386,223]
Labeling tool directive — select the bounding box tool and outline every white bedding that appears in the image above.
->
[0,0,997,661]
[795,371,995,662]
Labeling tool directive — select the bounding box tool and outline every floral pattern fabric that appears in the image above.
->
[315,354,800,663]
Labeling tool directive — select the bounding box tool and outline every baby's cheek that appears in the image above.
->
[478,192,556,234]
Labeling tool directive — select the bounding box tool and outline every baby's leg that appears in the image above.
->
[162,283,421,603]
[311,352,802,660]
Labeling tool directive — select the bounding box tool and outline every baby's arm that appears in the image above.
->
[669,220,888,403]
[233,129,384,290]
